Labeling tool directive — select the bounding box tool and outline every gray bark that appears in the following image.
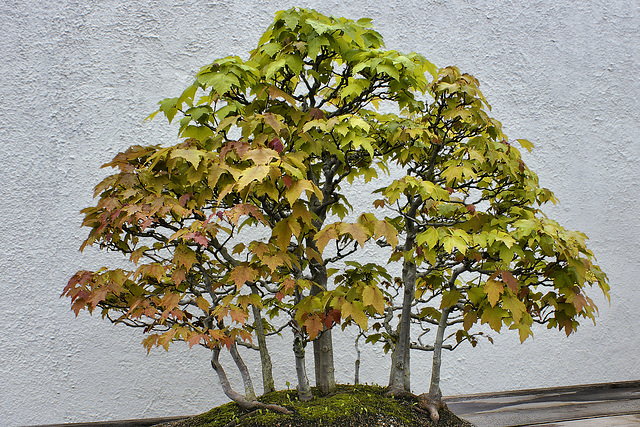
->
[293,328,313,401]
[251,290,275,393]
[387,196,421,395]
[229,341,256,402]
[210,347,292,414]
[429,306,450,400]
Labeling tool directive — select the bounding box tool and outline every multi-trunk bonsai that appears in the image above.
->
[64,7,609,425]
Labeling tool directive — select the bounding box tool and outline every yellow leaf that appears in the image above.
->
[243,147,280,165]
[484,279,504,307]
[170,148,204,168]
[236,165,270,191]
[362,286,385,314]
[338,222,370,247]
[374,220,398,248]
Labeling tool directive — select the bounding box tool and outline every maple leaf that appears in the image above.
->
[264,113,283,134]
[341,300,368,330]
[188,333,202,348]
[309,108,325,119]
[500,270,518,292]
[362,286,385,314]
[161,293,180,310]
[440,289,462,309]
[236,165,270,191]
[281,175,292,188]
[87,287,108,309]
[339,222,369,247]
[480,306,507,332]
[172,268,186,285]
[243,147,280,165]
[171,148,204,168]
[374,220,398,248]
[315,226,338,254]
[173,245,198,269]
[267,85,297,105]
[463,311,478,331]
[304,314,324,340]
[229,265,256,288]
[484,279,504,307]
[229,307,248,325]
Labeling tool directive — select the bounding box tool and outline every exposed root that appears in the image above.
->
[416,392,446,423]
[385,387,446,424]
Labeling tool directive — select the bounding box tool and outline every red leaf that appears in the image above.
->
[281,175,292,189]
[309,108,325,119]
[184,232,208,246]
[500,270,518,292]
[269,137,284,154]
[188,333,202,348]
[179,194,191,207]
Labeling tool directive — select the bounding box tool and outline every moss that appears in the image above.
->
[157,385,474,427]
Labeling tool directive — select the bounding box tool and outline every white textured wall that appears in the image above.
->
[1,1,638,425]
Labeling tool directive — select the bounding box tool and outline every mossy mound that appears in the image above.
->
[156,385,474,427]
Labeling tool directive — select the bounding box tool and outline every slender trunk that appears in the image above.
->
[293,328,313,401]
[306,165,337,395]
[210,346,291,414]
[388,259,416,394]
[429,306,450,400]
[354,332,361,385]
[388,201,419,395]
[251,289,275,393]
[229,341,256,401]
[308,240,336,395]
[417,306,451,423]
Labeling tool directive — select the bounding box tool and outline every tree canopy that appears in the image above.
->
[64,7,609,422]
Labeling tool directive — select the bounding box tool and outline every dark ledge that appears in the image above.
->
[446,379,640,426]
[32,380,640,427]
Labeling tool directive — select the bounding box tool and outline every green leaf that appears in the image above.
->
[517,138,534,153]
[440,289,462,309]
[170,148,204,168]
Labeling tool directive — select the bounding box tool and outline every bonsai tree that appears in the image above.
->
[64,7,609,423]
[362,67,609,420]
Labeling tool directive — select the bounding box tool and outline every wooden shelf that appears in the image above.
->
[446,380,640,426]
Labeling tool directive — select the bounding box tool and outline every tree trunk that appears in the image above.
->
[210,346,291,414]
[388,206,419,395]
[293,328,313,401]
[251,291,275,393]
[387,258,416,394]
[417,306,450,423]
[307,238,336,395]
[229,341,256,402]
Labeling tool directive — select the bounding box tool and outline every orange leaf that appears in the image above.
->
[229,265,256,288]
[304,314,324,340]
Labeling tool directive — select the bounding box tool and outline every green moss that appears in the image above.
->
[162,385,473,427]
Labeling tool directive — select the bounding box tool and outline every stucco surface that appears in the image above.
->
[1,1,638,425]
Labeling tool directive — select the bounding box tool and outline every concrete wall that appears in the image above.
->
[1,0,638,425]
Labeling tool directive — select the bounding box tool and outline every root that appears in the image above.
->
[416,392,446,423]
[386,387,446,423]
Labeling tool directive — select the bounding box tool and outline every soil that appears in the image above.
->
[153,385,475,427]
